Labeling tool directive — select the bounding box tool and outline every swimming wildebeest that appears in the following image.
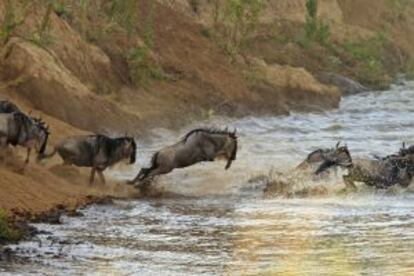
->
[43,134,136,184]
[0,100,20,114]
[262,142,348,195]
[296,142,344,170]
[0,111,49,163]
[373,142,414,161]
[315,145,414,189]
[128,128,238,188]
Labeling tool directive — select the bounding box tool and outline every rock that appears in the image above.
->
[316,72,368,96]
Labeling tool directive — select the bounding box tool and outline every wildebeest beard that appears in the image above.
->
[33,118,50,156]
[225,137,238,169]
[129,138,137,164]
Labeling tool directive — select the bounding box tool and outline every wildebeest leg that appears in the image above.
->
[25,148,31,164]
[0,137,7,161]
[141,167,171,182]
[89,168,96,184]
[97,169,106,185]
[343,174,357,190]
[128,168,150,185]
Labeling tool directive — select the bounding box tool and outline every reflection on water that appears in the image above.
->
[2,82,414,275]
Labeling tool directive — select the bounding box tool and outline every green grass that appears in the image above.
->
[343,33,389,86]
[301,0,331,47]
[403,58,414,79]
[0,209,23,243]
[125,46,164,87]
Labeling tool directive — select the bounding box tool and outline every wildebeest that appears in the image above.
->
[315,145,414,189]
[296,142,344,170]
[128,128,238,188]
[0,111,49,163]
[262,143,349,195]
[43,134,136,184]
[373,142,414,161]
[0,100,20,114]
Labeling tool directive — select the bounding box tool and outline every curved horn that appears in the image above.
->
[336,141,340,148]
[403,141,406,149]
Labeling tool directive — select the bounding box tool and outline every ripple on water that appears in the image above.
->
[3,82,414,275]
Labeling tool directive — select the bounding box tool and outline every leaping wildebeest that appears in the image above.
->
[43,134,136,184]
[128,128,238,188]
[0,111,50,163]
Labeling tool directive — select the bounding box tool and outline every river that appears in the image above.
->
[1,81,414,275]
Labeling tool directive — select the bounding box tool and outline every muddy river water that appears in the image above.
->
[2,81,414,275]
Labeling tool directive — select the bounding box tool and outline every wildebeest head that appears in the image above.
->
[0,100,20,113]
[398,142,414,157]
[116,135,136,164]
[315,144,352,175]
[224,129,238,170]
[32,117,50,159]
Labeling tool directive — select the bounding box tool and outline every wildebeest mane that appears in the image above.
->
[305,148,324,161]
[182,127,237,142]
[32,117,50,155]
[96,134,120,159]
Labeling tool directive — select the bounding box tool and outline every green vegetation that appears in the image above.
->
[0,209,23,243]
[0,0,31,46]
[223,0,263,57]
[29,3,54,47]
[107,0,139,38]
[387,0,411,19]
[344,33,389,86]
[50,0,162,88]
[208,0,264,60]
[403,59,414,79]
[302,0,330,46]
[189,0,200,14]
[51,0,70,19]
[124,46,164,87]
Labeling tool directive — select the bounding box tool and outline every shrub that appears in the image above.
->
[403,58,414,79]
[0,209,23,243]
[210,0,264,59]
[0,0,32,45]
[125,46,164,87]
[344,33,389,86]
[303,0,330,46]
[30,3,54,47]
